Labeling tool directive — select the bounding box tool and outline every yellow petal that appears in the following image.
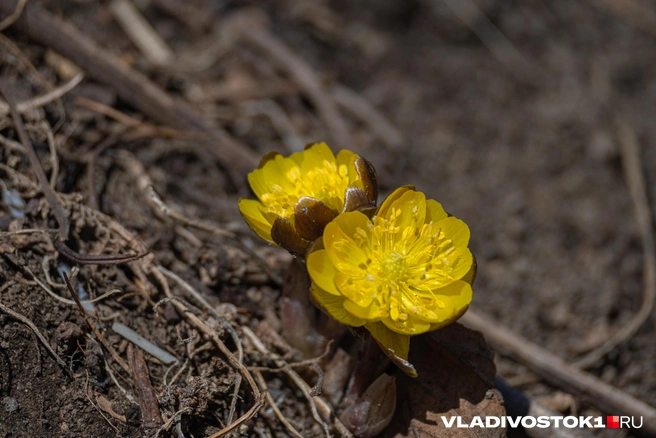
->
[435,216,470,247]
[336,149,362,187]
[288,147,306,166]
[342,295,385,319]
[433,280,472,317]
[381,315,431,335]
[365,321,410,360]
[301,142,335,173]
[461,256,477,285]
[336,149,357,170]
[425,199,448,223]
[238,198,273,242]
[276,153,302,182]
[247,169,270,201]
[262,155,296,192]
[307,249,340,296]
[388,190,426,245]
[335,148,357,169]
[399,281,470,326]
[332,210,373,244]
[323,213,369,274]
[337,274,386,313]
[308,142,336,163]
[310,283,366,327]
[445,247,474,283]
[376,186,415,220]
[397,286,445,323]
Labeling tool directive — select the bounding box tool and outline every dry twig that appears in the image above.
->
[84,370,121,433]
[24,265,121,306]
[231,10,352,150]
[254,370,304,438]
[438,0,546,85]
[128,345,163,428]
[150,267,262,428]
[206,392,267,438]
[0,80,70,241]
[0,285,69,372]
[0,0,26,31]
[590,0,656,39]
[62,273,131,374]
[331,85,404,151]
[117,150,282,285]
[156,265,245,424]
[242,326,334,438]
[54,239,148,265]
[110,0,174,66]
[574,115,656,368]
[74,96,200,140]
[0,74,83,117]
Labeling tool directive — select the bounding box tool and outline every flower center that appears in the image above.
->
[379,252,407,282]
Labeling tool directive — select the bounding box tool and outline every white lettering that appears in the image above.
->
[507,417,522,428]
[457,416,469,428]
[486,417,501,428]
[470,417,484,428]
[632,417,643,429]
[441,416,457,428]
[620,417,631,428]
[579,416,592,428]
[537,416,550,428]
[563,417,577,428]
[521,417,536,428]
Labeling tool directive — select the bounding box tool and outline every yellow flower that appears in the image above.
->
[239,143,378,255]
[307,186,475,376]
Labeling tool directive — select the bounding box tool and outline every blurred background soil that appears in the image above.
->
[1,0,655,437]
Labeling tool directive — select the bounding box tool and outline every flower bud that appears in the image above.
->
[239,143,378,256]
[339,374,397,438]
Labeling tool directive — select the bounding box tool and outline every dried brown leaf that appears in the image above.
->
[384,323,506,438]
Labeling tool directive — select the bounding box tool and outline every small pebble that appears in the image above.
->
[3,397,18,412]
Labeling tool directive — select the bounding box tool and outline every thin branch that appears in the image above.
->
[128,345,163,428]
[331,85,404,151]
[62,272,131,374]
[438,0,546,85]
[156,265,244,424]
[254,370,304,438]
[233,12,352,150]
[150,266,262,427]
[110,0,173,66]
[206,393,267,438]
[574,114,656,368]
[0,73,83,117]
[242,326,333,438]
[0,0,27,31]
[0,80,70,241]
[0,299,69,373]
[54,239,148,265]
[25,266,121,306]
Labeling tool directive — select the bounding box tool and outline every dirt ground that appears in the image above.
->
[1,0,655,437]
